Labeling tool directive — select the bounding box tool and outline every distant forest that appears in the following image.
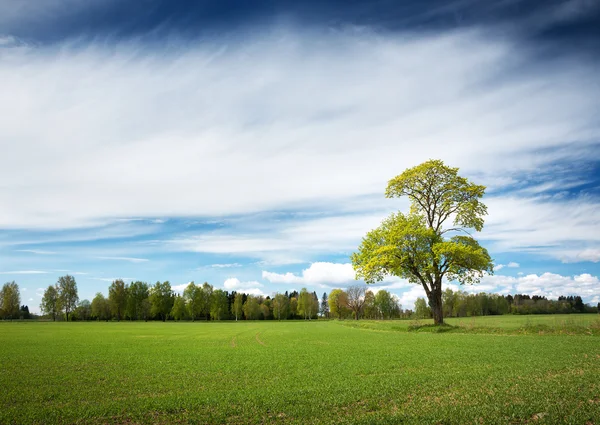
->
[1,277,599,321]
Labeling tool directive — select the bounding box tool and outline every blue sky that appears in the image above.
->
[1,0,599,313]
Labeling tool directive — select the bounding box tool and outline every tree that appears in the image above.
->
[108,279,128,321]
[40,285,61,321]
[243,295,261,320]
[1,282,20,320]
[414,297,431,319]
[233,292,244,321]
[200,282,213,320]
[352,160,493,325]
[149,281,174,321]
[20,305,31,320]
[210,289,229,320]
[57,275,79,322]
[363,290,376,319]
[183,282,201,321]
[75,299,91,321]
[374,290,394,319]
[288,297,298,319]
[320,292,329,318]
[297,288,312,320]
[346,285,367,320]
[171,295,187,321]
[328,289,349,319]
[272,293,289,321]
[127,281,149,321]
[91,293,110,321]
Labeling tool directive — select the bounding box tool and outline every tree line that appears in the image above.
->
[1,277,598,322]
[413,288,598,319]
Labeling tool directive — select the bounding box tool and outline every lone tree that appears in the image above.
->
[352,160,493,325]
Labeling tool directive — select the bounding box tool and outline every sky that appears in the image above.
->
[1,0,599,313]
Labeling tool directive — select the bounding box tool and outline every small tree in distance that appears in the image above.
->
[57,275,79,322]
[346,285,366,320]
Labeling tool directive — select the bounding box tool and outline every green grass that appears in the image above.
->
[341,314,600,335]
[1,316,599,424]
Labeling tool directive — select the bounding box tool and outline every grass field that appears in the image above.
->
[1,315,599,424]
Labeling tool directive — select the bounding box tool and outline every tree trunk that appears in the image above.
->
[427,286,444,325]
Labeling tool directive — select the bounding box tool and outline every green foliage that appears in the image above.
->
[328,289,350,319]
[40,284,61,321]
[233,292,244,321]
[127,281,149,321]
[414,297,432,319]
[0,281,20,320]
[272,293,289,320]
[108,279,128,321]
[297,288,317,320]
[57,275,79,322]
[352,160,493,324]
[1,319,599,424]
[183,282,201,321]
[171,295,188,321]
[149,281,174,322]
[243,295,261,320]
[210,289,229,320]
[91,293,110,321]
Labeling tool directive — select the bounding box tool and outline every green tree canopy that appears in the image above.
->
[57,275,79,322]
[40,285,61,321]
[1,281,21,320]
[328,289,349,320]
[108,279,128,321]
[127,281,149,321]
[149,281,174,322]
[352,160,493,325]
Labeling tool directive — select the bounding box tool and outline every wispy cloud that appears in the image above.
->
[91,277,135,282]
[16,249,56,255]
[0,28,598,230]
[96,257,149,263]
[210,263,242,268]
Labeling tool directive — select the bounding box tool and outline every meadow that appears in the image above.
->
[1,315,599,424]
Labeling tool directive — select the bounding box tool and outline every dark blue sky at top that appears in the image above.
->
[4,0,600,53]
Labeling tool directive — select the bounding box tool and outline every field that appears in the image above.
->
[1,315,599,424]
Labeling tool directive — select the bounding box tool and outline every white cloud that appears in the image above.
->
[210,263,242,268]
[398,286,427,311]
[263,262,356,286]
[0,27,598,232]
[478,272,600,301]
[223,277,264,290]
[221,278,265,296]
[495,264,505,271]
[171,283,191,294]
[507,262,520,268]
[96,257,149,263]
